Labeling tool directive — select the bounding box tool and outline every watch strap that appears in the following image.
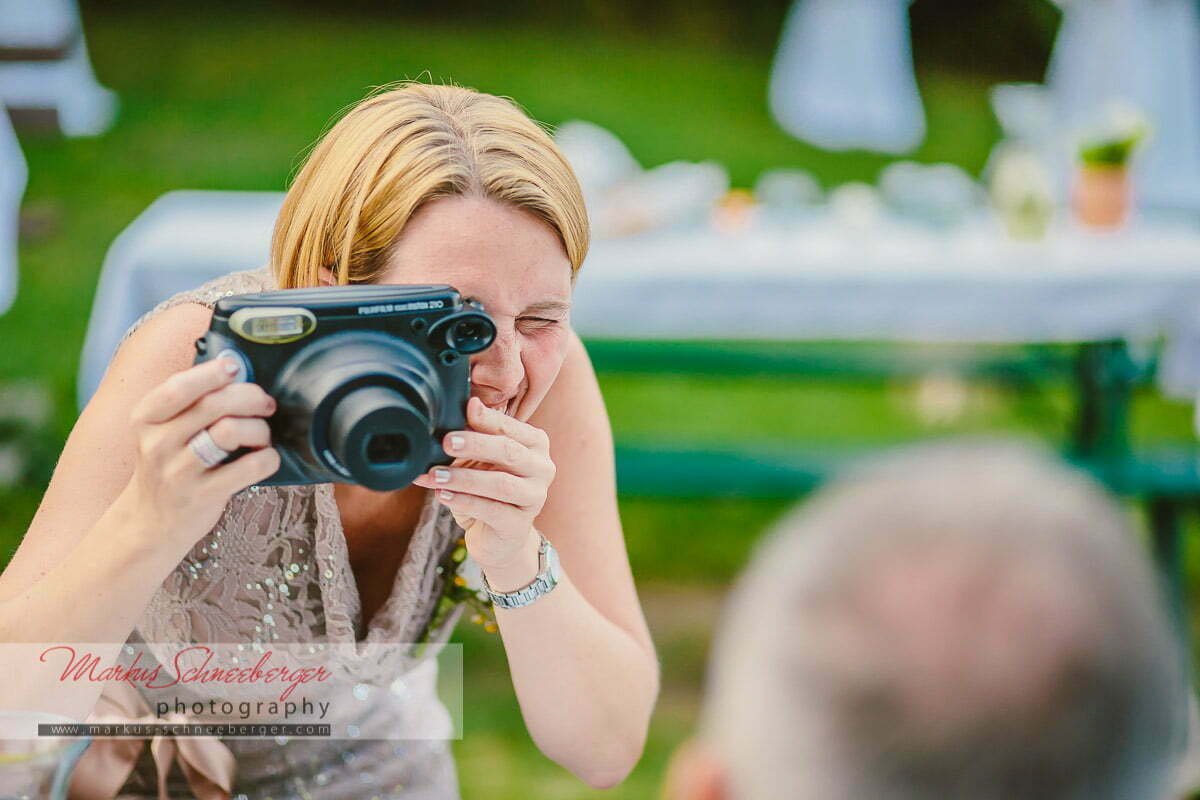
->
[481,532,560,610]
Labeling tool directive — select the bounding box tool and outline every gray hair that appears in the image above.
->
[698,439,1188,800]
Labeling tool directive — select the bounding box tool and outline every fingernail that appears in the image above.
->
[448,434,464,452]
[439,489,454,501]
[433,467,451,483]
[222,357,240,375]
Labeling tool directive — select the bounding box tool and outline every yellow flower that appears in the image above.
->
[453,575,466,587]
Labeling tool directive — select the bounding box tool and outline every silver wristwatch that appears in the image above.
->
[481,532,561,610]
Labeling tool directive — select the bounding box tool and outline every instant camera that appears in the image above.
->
[192,282,496,491]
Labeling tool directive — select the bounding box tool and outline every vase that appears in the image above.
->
[1072,164,1131,229]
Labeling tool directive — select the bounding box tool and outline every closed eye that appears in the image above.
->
[518,317,562,330]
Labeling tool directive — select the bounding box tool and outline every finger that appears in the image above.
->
[451,457,490,472]
[435,489,528,531]
[413,467,541,507]
[133,357,243,425]
[169,383,276,447]
[465,396,548,450]
[442,430,542,476]
[206,416,272,452]
[199,446,281,497]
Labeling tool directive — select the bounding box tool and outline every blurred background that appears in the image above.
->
[2,1,1200,797]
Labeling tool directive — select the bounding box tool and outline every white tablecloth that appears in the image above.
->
[77,190,1200,411]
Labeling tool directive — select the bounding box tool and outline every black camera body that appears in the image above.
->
[192,282,496,491]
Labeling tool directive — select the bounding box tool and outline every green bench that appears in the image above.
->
[587,337,1197,627]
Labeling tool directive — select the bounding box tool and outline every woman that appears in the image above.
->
[0,82,659,798]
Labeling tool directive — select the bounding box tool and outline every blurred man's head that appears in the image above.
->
[664,441,1188,800]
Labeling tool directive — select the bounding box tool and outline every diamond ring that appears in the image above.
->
[188,427,230,468]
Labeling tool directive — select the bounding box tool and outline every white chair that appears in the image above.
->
[0,0,76,62]
[768,0,925,154]
[78,190,284,411]
[0,105,25,316]
[0,0,116,136]
[1046,0,1200,213]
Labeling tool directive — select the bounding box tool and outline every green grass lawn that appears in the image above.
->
[1,7,1197,799]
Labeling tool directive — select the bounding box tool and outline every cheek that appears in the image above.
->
[516,331,570,417]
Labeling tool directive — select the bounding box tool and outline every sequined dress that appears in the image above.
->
[73,265,468,800]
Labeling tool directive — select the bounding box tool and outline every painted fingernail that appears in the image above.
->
[434,467,451,483]
[448,434,465,452]
[439,489,455,501]
[222,357,240,375]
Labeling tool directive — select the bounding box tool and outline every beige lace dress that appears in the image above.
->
[71,265,468,800]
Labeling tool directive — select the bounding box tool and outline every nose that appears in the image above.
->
[468,324,523,399]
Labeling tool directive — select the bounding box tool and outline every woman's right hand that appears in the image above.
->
[124,355,281,550]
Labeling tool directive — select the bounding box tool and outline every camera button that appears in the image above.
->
[215,348,251,383]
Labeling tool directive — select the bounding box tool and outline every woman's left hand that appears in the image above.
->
[411,396,555,573]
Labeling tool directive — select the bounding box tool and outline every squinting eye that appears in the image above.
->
[518,317,560,328]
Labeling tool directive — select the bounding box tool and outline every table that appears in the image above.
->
[79,190,1200,618]
[80,190,1200,403]
[568,210,1200,620]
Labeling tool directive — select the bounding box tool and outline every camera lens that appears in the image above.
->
[328,384,431,489]
[272,331,442,491]
[366,432,410,464]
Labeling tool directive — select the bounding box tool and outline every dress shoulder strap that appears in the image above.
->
[114,264,276,353]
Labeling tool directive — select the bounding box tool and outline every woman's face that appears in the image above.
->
[322,194,574,422]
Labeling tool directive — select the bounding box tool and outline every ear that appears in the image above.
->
[318,266,336,287]
[661,736,727,800]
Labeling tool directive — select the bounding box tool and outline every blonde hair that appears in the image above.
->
[270,82,589,289]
